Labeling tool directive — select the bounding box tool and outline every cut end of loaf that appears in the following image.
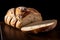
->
[21,20,57,32]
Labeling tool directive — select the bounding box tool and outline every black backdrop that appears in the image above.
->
[0,1,60,40]
[0,0,59,21]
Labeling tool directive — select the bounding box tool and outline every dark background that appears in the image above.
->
[0,0,59,21]
[0,0,60,40]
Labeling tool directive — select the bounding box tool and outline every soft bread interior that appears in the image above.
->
[21,20,57,31]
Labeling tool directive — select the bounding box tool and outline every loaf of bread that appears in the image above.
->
[4,6,42,29]
[21,20,57,34]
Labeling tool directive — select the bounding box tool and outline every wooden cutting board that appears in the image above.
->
[0,22,60,40]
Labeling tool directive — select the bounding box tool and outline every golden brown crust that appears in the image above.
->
[27,8,42,21]
[4,6,42,29]
[10,17,17,27]
[4,15,8,24]
[4,8,15,25]
[16,20,22,29]
[16,7,22,20]
[27,8,42,16]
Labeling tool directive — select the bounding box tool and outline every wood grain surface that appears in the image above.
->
[0,22,60,40]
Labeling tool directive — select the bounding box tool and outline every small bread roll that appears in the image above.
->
[4,6,42,29]
[21,19,57,34]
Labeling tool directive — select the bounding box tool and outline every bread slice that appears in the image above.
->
[4,7,42,29]
[21,19,57,34]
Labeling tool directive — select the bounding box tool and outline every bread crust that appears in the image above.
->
[4,6,42,29]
